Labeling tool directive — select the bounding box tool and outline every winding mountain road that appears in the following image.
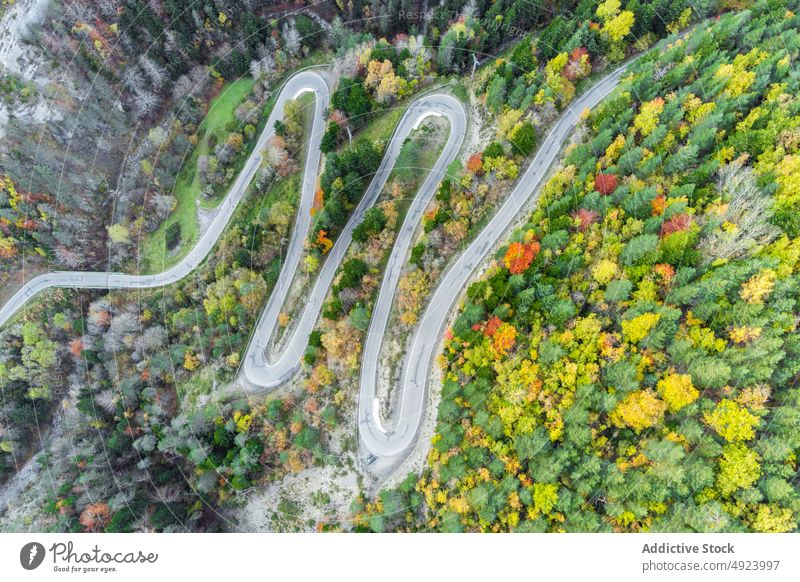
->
[358,63,629,461]
[242,93,466,389]
[0,63,631,468]
[0,71,330,323]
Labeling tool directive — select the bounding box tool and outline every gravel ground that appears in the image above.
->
[233,462,361,532]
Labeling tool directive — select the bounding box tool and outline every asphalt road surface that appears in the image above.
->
[241,94,467,390]
[0,71,330,326]
[357,64,630,462]
[0,63,631,469]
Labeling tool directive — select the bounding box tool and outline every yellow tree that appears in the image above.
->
[596,0,621,21]
[365,59,403,103]
[750,505,795,533]
[490,323,518,359]
[544,53,575,105]
[610,389,666,432]
[656,372,699,413]
[604,10,635,43]
[704,399,760,442]
[398,269,430,326]
[717,443,761,496]
[621,312,660,344]
[321,319,362,370]
[633,98,665,137]
[740,269,777,304]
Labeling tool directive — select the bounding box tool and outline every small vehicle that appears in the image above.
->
[365,454,377,465]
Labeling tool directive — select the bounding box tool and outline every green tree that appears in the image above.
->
[486,76,508,113]
[320,122,340,153]
[352,207,387,242]
[510,122,537,157]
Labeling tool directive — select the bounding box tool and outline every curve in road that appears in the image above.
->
[0,63,631,469]
[0,71,330,325]
[357,63,630,461]
[242,94,466,389]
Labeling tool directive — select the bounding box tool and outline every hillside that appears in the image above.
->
[357,3,800,533]
[2,0,799,537]
[0,0,329,281]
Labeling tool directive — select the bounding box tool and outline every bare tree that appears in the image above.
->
[137,325,167,354]
[133,90,160,119]
[95,0,118,19]
[282,21,301,58]
[64,1,96,23]
[171,74,195,102]
[171,65,208,102]
[249,58,262,81]
[260,54,276,79]
[122,66,146,93]
[103,311,141,352]
[94,390,118,414]
[256,54,276,92]
[147,0,164,16]
[55,244,83,268]
[235,99,257,124]
[256,38,276,61]
[332,46,361,81]
[700,160,780,264]
[139,55,167,91]
[150,194,175,220]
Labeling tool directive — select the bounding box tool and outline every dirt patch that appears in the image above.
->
[233,461,360,532]
[195,200,219,236]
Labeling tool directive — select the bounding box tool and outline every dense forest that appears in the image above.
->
[2,0,799,533]
[0,0,714,276]
[356,3,800,532]
[1,0,328,277]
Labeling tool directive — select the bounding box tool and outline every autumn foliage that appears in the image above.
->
[490,322,517,357]
[482,315,503,336]
[660,213,693,237]
[315,229,333,254]
[564,47,591,81]
[466,153,484,175]
[594,173,618,195]
[355,9,800,536]
[79,502,111,532]
[651,194,667,215]
[653,263,675,282]
[504,241,540,274]
[311,187,324,216]
[69,337,84,357]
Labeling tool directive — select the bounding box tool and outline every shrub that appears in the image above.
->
[352,207,387,242]
[165,222,181,250]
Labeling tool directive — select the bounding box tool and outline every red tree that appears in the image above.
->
[594,173,618,195]
[504,241,540,274]
[660,214,693,237]
[466,153,484,175]
[572,208,600,231]
[79,502,111,532]
[483,315,503,337]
